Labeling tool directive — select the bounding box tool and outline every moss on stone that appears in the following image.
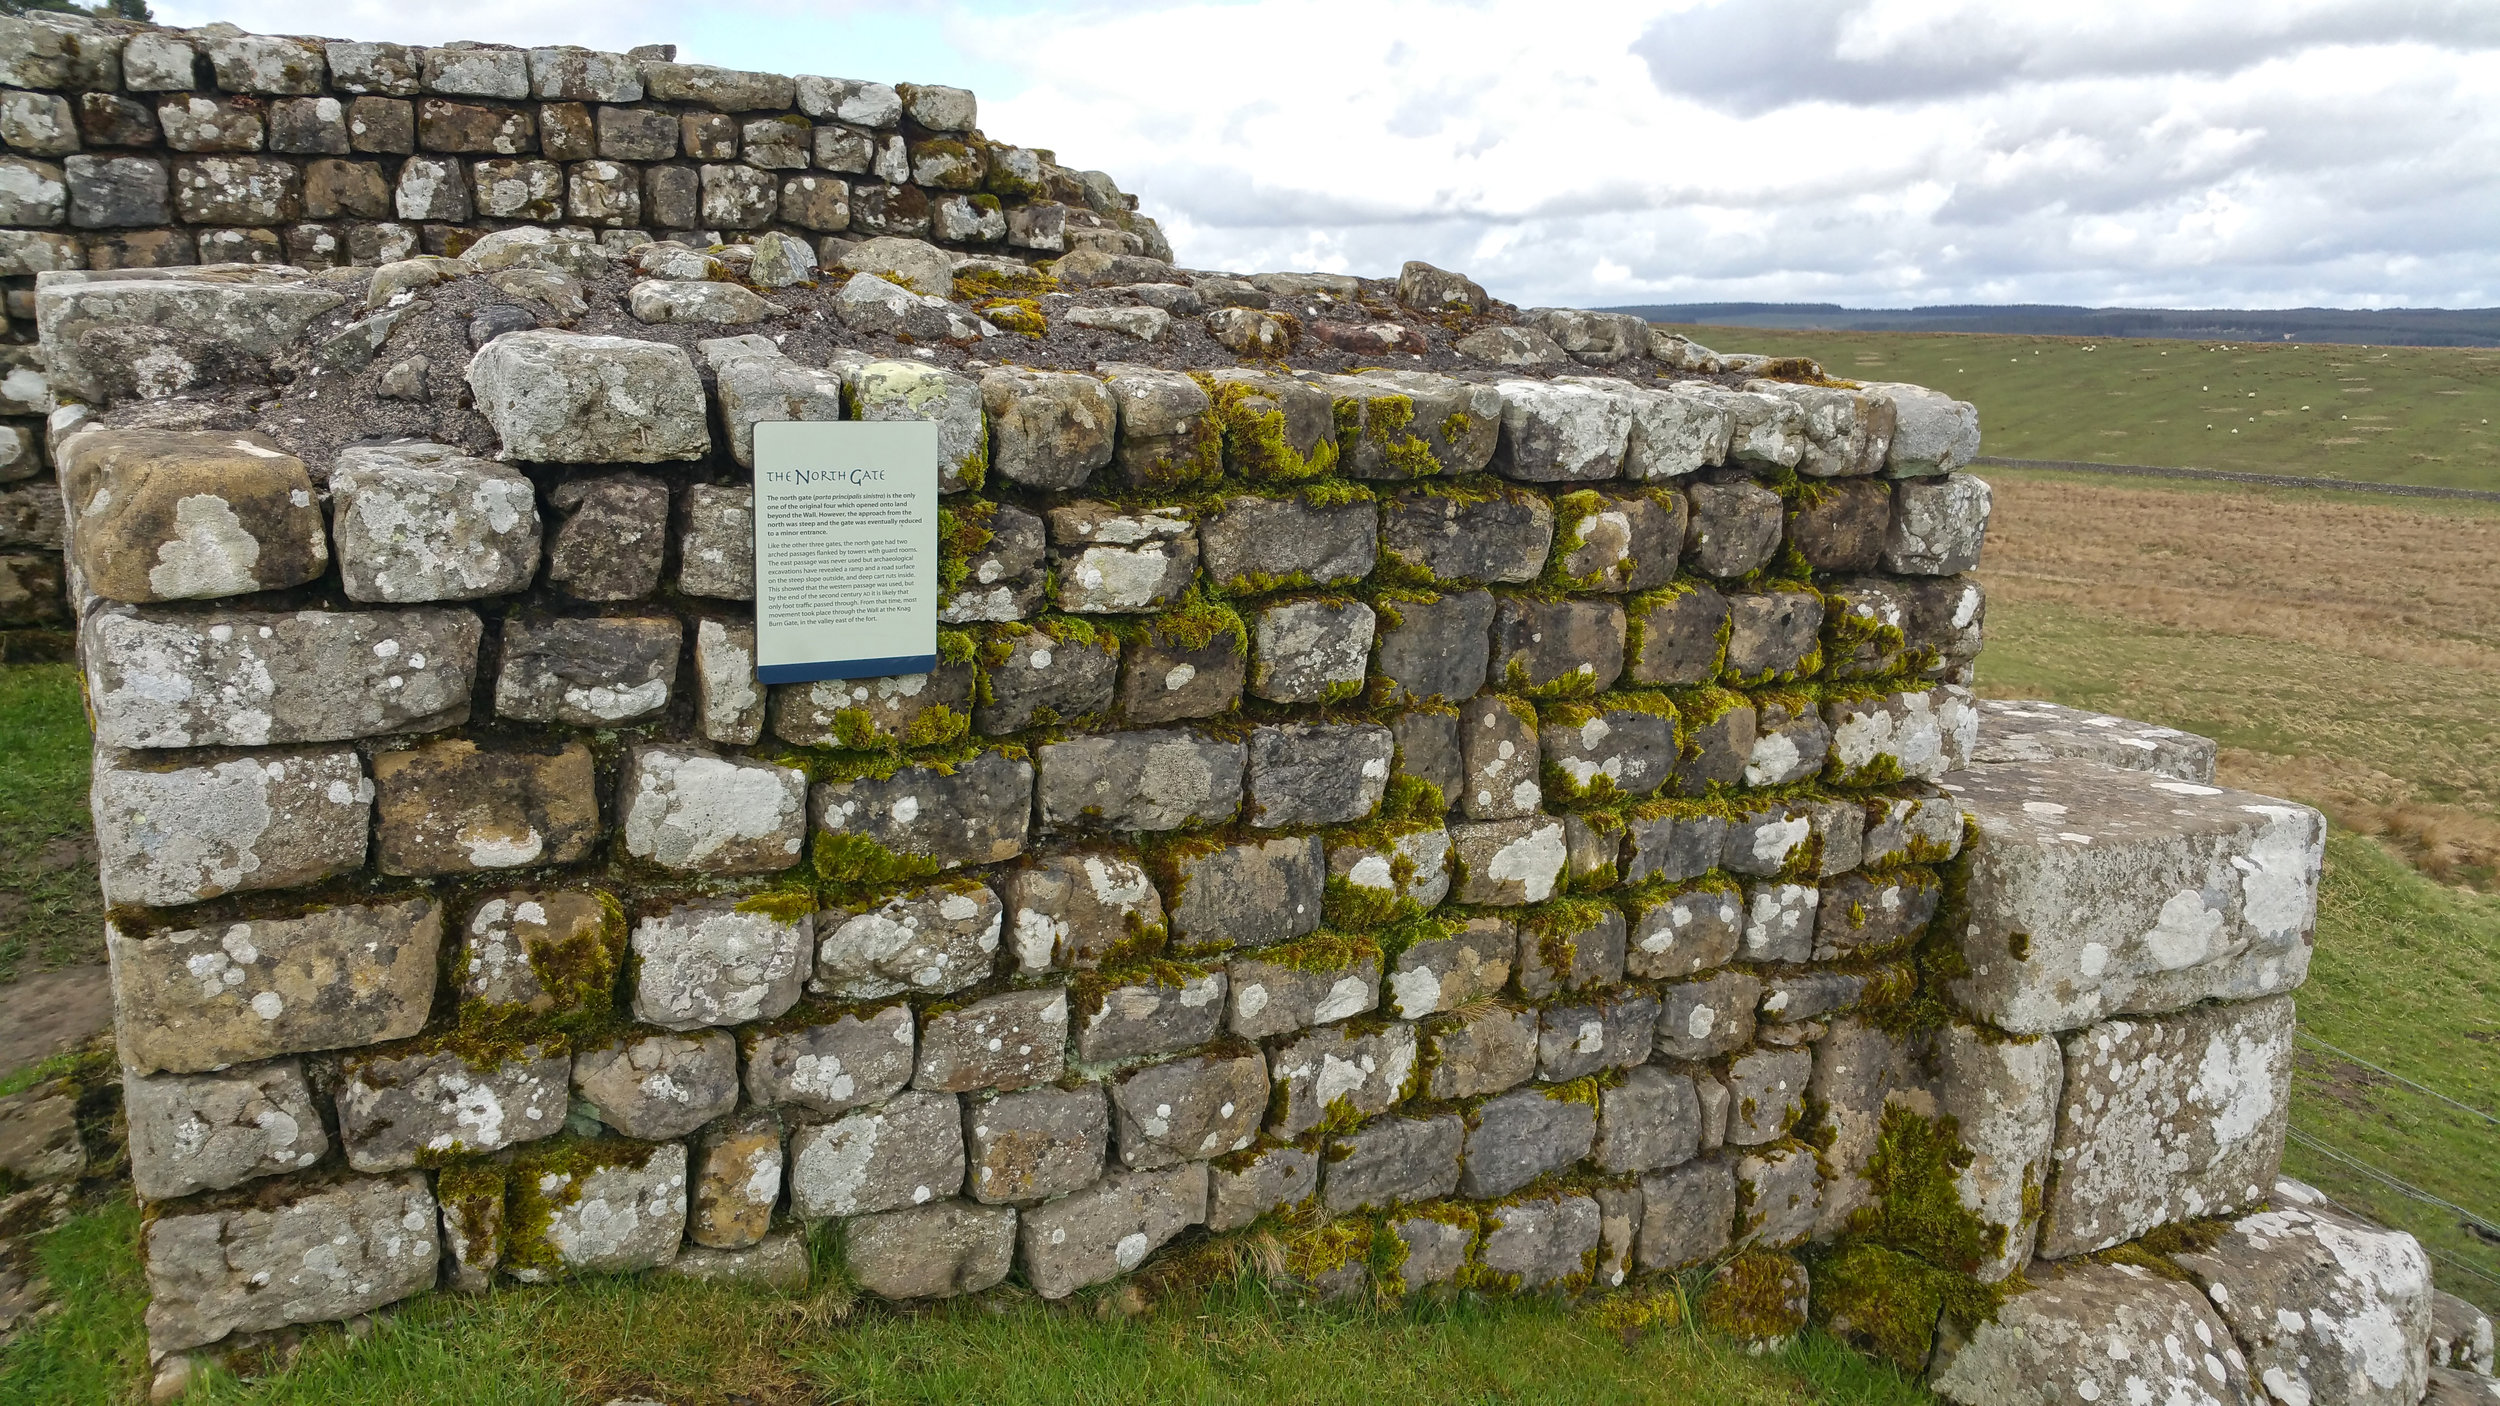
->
[980,297,1048,338]
[1700,1248,1807,1340]
[1194,374,1339,485]
[1810,1240,2000,1372]
[500,1136,667,1280]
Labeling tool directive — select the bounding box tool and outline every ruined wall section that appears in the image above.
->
[0,8,1164,642]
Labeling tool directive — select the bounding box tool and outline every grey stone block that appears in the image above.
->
[1537,988,1658,1081]
[1488,595,1624,695]
[1111,1049,1267,1169]
[1929,1259,2255,1406]
[1539,700,1678,803]
[1820,574,1917,679]
[983,367,1117,489]
[1017,1161,1207,1298]
[846,1200,1017,1299]
[1746,696,1832,787]
[1036,730,1243,831]
[1249,599,1374,703]
[1789,476,1891,571]
[940,501,1046,624]
[1388,1210,1476,1289]
[1825,686,1977,785]
[1884,472,1991,574]
[1815,869,1941,960]
[39,265,339,403]
[1459,694,1542,820]
[1198,493,1376,591]
[2178,1186,2433,1406]
[1860,791,1965,867]
[743,1002,915,1116]
[1655,972,1759,1061]
[2041,995,2295,1258]
[789,1089,966,1217]
[1371,588,1493,705]
[1724,1047,1810,1146]
[1318,369,1501,478]
[691,1109,784,1249]
[1269,1020,1417,1137]
[466,330,709,463]
[1447,817,1567,906]
[1379,484,1553,585]
[1740,881,1820,963]
[1004,850,1165,973]
[1326,823,1451,920]
[662,1234,810,1292]
[505,1140,689,1281]
[1114,619,1245,723]
[572,1029,739,1141]
[1595,1065,1700,1176]
[674,483,753,597]
[843,359,988,492]
[620,745,807,875]
[337,1043,568,1170]
[1674,699,1756,794]
[544,471,669,599]
[1735,1143,1821,1248]
[1681,479,1783,579]
[1744,382,1893,478]
[1389,708,1464,808]
[812,750,1033,871]
[1972,698,2218,784]
[1724,588,1823,682]
[1207,1144,1319,1231]
[457,890,621,1015]
[966,1083,1106,1203]
[1626,878,1742,979]
[1862,381,1980,477]
[57,428,326,603]
[83,606,478,749]
[1387,917,1514,1020]
[93,746,370,908]
[703,340,842,469]
[916,986,1068,1093]
[1516,905,1626,999]
[1947,762,2322,1033]
[1637,1154,1735,1270]
[1622,809,1727,887]
[1479,1192,1602,1289]
[1491,378,1631,481]
[1805,1016,1929,1240]
[814,883,1003,1001]
[1460,1087,1596,1198]
[976,625,1118,733]
[328,442,539,602]
[1075,969,1224,1065]
[495,615,680,725]
[694,620,765,745]
[768,663,977,749]
[630,900,810,1031]
[1547,485,1685,592]
[1928,1022,2065,1280]
[1161,834,1322,950]
[124,1061,328,1201]
[1097,364,1219,489]
[1421,1004,1538,1101]
[143,1172,438,1353]
[1247,722,1393,827]
[1227,937,1382,1039]
[111,899,440,1076]
[1321,1113,1463,1213]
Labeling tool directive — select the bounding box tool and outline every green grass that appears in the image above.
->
[0,1197,1935,1406]
[0,662,103,986]
[1661,323,2500,490]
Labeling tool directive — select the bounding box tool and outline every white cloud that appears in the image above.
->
[170,0,2500,309]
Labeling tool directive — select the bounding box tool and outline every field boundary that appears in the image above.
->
[1972,456,2500,503]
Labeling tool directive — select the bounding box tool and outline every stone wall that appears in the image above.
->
[14,18,2489,1406]
[0,7,1164,646]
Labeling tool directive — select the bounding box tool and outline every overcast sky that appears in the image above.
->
[160,0,2500,311]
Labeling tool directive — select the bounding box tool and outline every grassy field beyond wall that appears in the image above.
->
[1661,324,2500,491]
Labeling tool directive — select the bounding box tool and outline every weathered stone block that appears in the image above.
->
[1388,916,1514,1020]
[1369,588,1492,705]
[1884,472,1991,575]
[1379,484,1553,585]
[1111,1050,1267,1169]
[743,1003,915,1117]
[688,1108,782,1250]
[1971,698,2218,784]
[1655,971,1760,1061]
[1862,381,1981,477]
[326,441,539,602]
[1315,370,1501,478]
[1328,824,1451,923]
[504,1139,688,1281]
[63,155,171,231]
[1249,599,1374,704]
[1004,851,1163,974]
[1048,501,1198,613]
[1547,484,1685,592]
[1723,588,1822,683]
[669,483,753,599]
[56,428,326,603]
[966,1083,1105,1203]
[837,359,986,493]
[1489,595,1625,695]
[125,1061,327,1201]
[769,663,976,749]
[691,620,765,746]
[457,889,623,1014]
[630,900,810,1031]
[1537,988,1658,1081]
[1594,1065,1700,1175]
[1074,968,1224,1066]
[1622,805,1728,886]
[1268,1020,1417,1137]
[1246,722,1393,828]
[812,750,1031,873]
[1734,1143,1821,1248]
[1814,868,1941,960]
[1626,877,1742,979]
[976,624,1118,733]
[1321,1113,1463,1213]
[1159,833,1322,950]
[1739,881,1819,963]
[466,329,708,463]
[1928,1259,2255,1406]
[372,738,597,877]
[1037,730,1244,832]
[1861,790,1965,867]
[1723,1047,1809,1146]
[2175,1187,2433,1406]
[983,367,1116,489]
[338,1043,568,1170]
[1948,762,2323,1033]
[815,883,1003,1002]
[1932,1021,2064,1281]
[93,745,371,907]
[1459,694,1542,820]
[1790,477,1891,571]
[2040,995,2295,1257]
[143,1172,438,1353]
[1491,378,1631,482]
[1516,904,1627,999]
[1390,708,1464,807]
[847,1200,1018,1299]
[1459,1087,1596,1198]
[1198,493,1375,592]
[1228,937,1382,1039]
[83,606,478,749]
[1448,817,1567,906]
[789,1089,965,1217]
[1824,685,1977,785]
[1208,1144,1319,1231]
[1682,479,1783,579]
[1420,1003,1537,1101]
[1017,1161,1207,1298]
[1638,1154,1736,1270]
[1478,1193,1602,1289]
[572,1029,739,1141]
[1540,699,1678,803]
[1745,696,1831,787]
[918,987,1068,1092]
[495,615,680,725]
[940,501,1046,624]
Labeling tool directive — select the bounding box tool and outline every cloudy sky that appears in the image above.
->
[158,0,2500,310]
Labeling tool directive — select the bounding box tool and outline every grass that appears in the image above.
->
[1974,468,2500,1310]
[0,662,102,986]
[1661,323,2500,491]
[0,1197,1936,1406]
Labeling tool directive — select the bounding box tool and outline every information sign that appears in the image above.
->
[751,419,940,684]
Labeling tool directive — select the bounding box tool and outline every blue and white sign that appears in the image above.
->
[751,419,940,685]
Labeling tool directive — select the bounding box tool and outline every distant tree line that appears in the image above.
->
[1,0,154,20]
[1605,302,2500,348]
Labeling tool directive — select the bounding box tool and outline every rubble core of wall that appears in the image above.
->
[12,20,2468,1406]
